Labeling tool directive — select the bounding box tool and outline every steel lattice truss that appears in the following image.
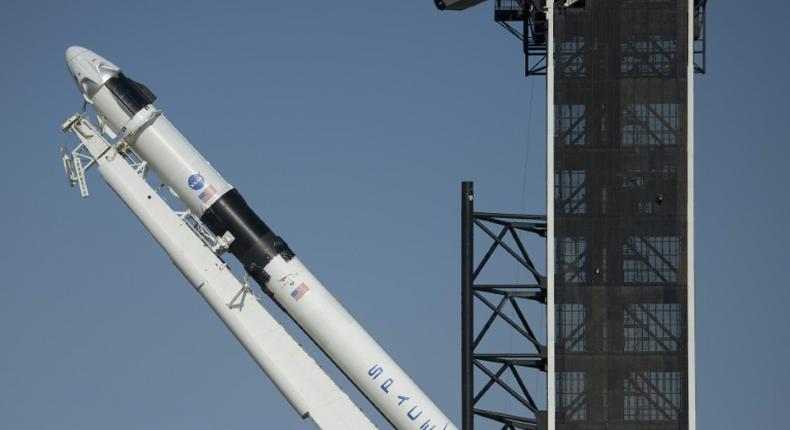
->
[493,0,708,76]
[462,183,547,430]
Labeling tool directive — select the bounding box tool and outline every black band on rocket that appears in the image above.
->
[200,189,294,284]
[105,73,157,116]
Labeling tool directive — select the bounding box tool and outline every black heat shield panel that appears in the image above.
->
[553,1,690,428]
[105,73,157,117]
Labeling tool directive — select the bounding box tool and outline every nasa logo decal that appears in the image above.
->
[187,173,205,190]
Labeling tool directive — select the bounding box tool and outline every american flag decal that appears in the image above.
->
[199,185,217,203]
[290,282,310,301]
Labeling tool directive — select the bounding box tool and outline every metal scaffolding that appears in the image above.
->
[462,182,548,430]
[493,1,707,77]
[551,1,697,428]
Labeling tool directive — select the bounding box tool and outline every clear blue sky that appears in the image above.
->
[0,0,786,428]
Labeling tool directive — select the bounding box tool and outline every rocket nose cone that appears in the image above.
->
[64,46,120,102]
[66,46,88,63]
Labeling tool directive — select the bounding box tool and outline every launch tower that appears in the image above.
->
[439,1,707,429]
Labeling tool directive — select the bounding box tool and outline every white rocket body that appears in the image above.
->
[92,89,232,213]
[66,46,457,430]
[63,116,375,430]
[266,256,453,430]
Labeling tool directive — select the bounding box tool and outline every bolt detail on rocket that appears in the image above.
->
[64,46,458,430]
